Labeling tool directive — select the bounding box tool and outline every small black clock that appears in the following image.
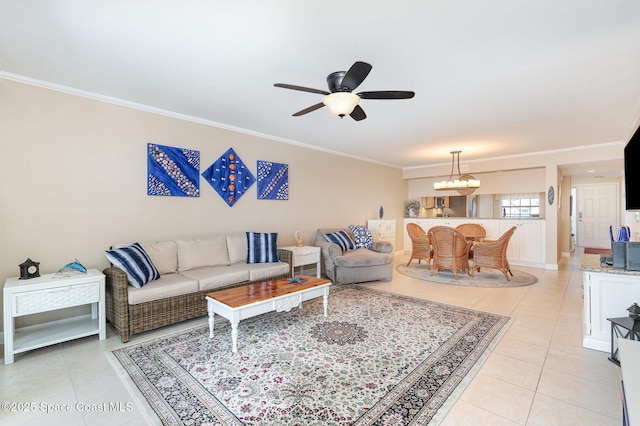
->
[19,258,40,280]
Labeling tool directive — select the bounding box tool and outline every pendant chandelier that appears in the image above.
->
[433,151,480,195]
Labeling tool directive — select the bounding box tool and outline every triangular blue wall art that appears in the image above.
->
[147,143,200,197]
[257,160,289,200]
[202,148,255,206]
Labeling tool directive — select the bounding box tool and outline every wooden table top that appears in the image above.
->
[206,276,331,308]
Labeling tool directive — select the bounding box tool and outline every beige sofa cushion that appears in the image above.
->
[226,234,247,264]
[230,262,290,282]
[181,266,250,292]
[140,241,178,274]
[127,273,198,305]
[177,236,229,272]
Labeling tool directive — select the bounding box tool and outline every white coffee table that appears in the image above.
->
[206,276,331,352]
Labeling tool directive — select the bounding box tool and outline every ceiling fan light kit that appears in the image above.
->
[274,61,414,121]
[323,92,360,117]
[434,151,480,195]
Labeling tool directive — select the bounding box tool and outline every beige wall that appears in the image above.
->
[0,79,407,328]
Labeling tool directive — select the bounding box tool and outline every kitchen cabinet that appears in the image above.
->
[403,218,545,264]
[499,220,545,265]
[582,267,640,352]
[422,196,449,209]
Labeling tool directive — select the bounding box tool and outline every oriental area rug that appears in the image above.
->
[108,285,510,425]
[396,264,538,287]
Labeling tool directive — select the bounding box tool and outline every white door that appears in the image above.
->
[576,183,618,248]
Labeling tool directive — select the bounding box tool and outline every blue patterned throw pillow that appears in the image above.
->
[246,232,279,263]
[348,225,373,249]
[324,230,356,252]
[104,242,160,288]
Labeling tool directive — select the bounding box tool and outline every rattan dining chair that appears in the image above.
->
[406,223,432,267]
[427,226,472,279]
[471,226,517,280]
[456,223,487,242]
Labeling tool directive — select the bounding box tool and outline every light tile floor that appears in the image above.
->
[0,250,622,425]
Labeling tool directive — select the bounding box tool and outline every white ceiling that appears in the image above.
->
[1,1,639,177]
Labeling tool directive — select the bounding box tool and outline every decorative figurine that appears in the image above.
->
[295,229,304,247]
[57,259,87,274]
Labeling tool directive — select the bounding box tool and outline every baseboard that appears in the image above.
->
[545,263,559,270]
[561,251,571,257]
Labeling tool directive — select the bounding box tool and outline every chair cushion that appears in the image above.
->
[333,248,393,267]
[348,225,373,249]
[246,232,280,263]
[324,230,356,252]
[105,242,160,288]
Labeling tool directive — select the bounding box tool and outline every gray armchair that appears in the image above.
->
[314,228,393,285]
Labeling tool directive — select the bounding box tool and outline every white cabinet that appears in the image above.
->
[368,219,396,249]
[3,269,105,364]
[437,218,466,228]
[403,218,433,252]
[583,270,640,352]
[499,220,545,265]
[404,218,544,264]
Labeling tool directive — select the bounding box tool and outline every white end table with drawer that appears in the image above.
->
[280,246,321,278]
[3,269,105,364]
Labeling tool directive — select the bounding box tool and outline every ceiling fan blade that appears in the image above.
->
[274,83,330,96]
[340,61,372,91]
[358,90,415,99]
[350,105,367,121]
[292,102,325,116]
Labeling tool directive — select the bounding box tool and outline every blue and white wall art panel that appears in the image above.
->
[147,143,200,197]
[257,160,289,200]
[202,148,256,206]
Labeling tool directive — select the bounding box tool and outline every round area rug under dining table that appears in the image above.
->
[396,263,538,287]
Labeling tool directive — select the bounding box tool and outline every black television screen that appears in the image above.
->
[625,125,640,210]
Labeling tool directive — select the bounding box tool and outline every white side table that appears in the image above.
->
[279,246,321,278]
[3,269,105,364]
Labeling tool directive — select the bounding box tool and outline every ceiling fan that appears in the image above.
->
[274,61,415,121]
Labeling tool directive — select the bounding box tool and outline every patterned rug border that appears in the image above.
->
[396,263,538,287]
[106,285,511,425]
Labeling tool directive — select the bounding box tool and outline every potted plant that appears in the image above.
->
[405,199,421,217]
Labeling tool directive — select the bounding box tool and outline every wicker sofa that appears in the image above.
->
[104,234,290,342]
